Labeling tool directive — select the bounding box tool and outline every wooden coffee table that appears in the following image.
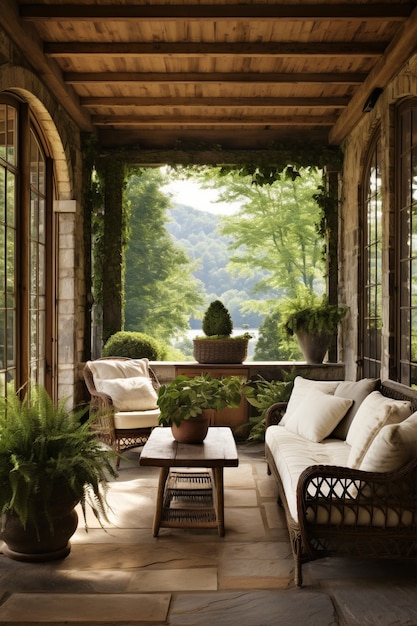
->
[140,426,239,536]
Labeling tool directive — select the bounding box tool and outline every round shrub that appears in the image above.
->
[103,331,161,360]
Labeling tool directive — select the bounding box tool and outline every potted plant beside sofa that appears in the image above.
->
[0,384,117,562]
[193,300,251,364]
[281,289,348,364]
[157,373,244,443]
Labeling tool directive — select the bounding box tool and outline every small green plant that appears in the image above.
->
[0,384,117,533]
[281,289,348,337]
[202,300,233,337]
[103,330,164,360]
[157,374,244,426]
[244,373,295,442]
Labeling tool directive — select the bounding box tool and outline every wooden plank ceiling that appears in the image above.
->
[3,0,417,153]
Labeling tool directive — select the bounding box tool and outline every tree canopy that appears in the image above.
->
[124,168,204,341]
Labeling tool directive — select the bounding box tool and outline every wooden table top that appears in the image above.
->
[140,426,239,468]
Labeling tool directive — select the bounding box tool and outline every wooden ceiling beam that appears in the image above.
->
[82,96,350,108]
[93,114,338,126]
[0,0,92,131]
[21,3,411,21]
[66,71,367,85]
[46,41,386,58]
[330,4,417,143]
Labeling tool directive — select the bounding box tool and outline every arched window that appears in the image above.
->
[360,130,382,378]
[0,96,54,395]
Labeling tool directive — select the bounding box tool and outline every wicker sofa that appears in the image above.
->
[265,377,417,586]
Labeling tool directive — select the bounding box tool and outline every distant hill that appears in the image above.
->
[166,204,264,328]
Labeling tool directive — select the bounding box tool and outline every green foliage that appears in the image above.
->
[157,374,244,426]
[124,169,204,342]
[202,300,233,337]
[243,373,295,442]
[254,309,302,361]
[188,166,326,304]
[0,385,117,532]
[103,331,164,360]
[281,288,348,337]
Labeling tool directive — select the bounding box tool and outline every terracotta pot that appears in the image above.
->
[171,411,212,444]
[0,491,79,562]
[295,330,333,364]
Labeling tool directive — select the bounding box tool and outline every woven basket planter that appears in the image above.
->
[193,338,249,364]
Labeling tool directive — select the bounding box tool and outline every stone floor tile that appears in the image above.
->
[224,488,257,507]
[128,567,217,592]
[0,592,171,623]
[262,501,286,529]
[168,590,337,626]
[224,507,266,539]
[256,476,279,498]
[224,464,255,488]
[331,581,417,625]
[218,541,293,590]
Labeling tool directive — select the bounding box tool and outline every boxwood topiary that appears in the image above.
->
[103,331,162,360]
[202,300,233,337]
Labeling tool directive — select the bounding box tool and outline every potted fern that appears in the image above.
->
[193,300,251,364]
[281,289,348,364]
[0,384,117,562]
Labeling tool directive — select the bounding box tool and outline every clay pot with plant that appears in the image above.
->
[281,290,348,364]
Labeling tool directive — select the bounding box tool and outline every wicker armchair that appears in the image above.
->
[83,357,161,467]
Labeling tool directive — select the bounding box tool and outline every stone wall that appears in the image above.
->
[0,26,86,406]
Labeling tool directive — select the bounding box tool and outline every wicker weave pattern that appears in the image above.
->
[265,379,417,586]
[83,357,160,467]
[193,338,248,364]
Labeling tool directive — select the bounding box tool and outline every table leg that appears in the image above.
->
[153,467,169,537]
[213,467,225,536]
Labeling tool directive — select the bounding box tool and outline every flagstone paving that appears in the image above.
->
[0,443,416,625]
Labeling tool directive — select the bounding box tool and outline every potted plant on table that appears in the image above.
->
[0,384,117,562]
[281,289,348,364]
[157,373,244,443]
[193,300,251,364]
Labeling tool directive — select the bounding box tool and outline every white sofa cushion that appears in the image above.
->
[94,376,158,411]
[332,378,380,439]
[114,408,160,429]
[346,391,412,468]
[359,411,417,473]
[265,425,350,522]
[88,358,150,380]
[285,390,353,442]
[281,376,342,426]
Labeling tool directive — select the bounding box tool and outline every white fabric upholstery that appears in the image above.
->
[87,358,150,380]
[284,390,352,442]
[281,376,342,426]
[359,411,417,473]
[114,409,160,430]
[346,391,412,468]
[332,378,380,439]
[94,376,158,411]
[265,425,350,522]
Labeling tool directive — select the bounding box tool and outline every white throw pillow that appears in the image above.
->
[346,391,412,468]
[88,358,150,381]
[282,376,341,426]
[359,411,417,473]
[94,376,158,411]
[284,389,353,442]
